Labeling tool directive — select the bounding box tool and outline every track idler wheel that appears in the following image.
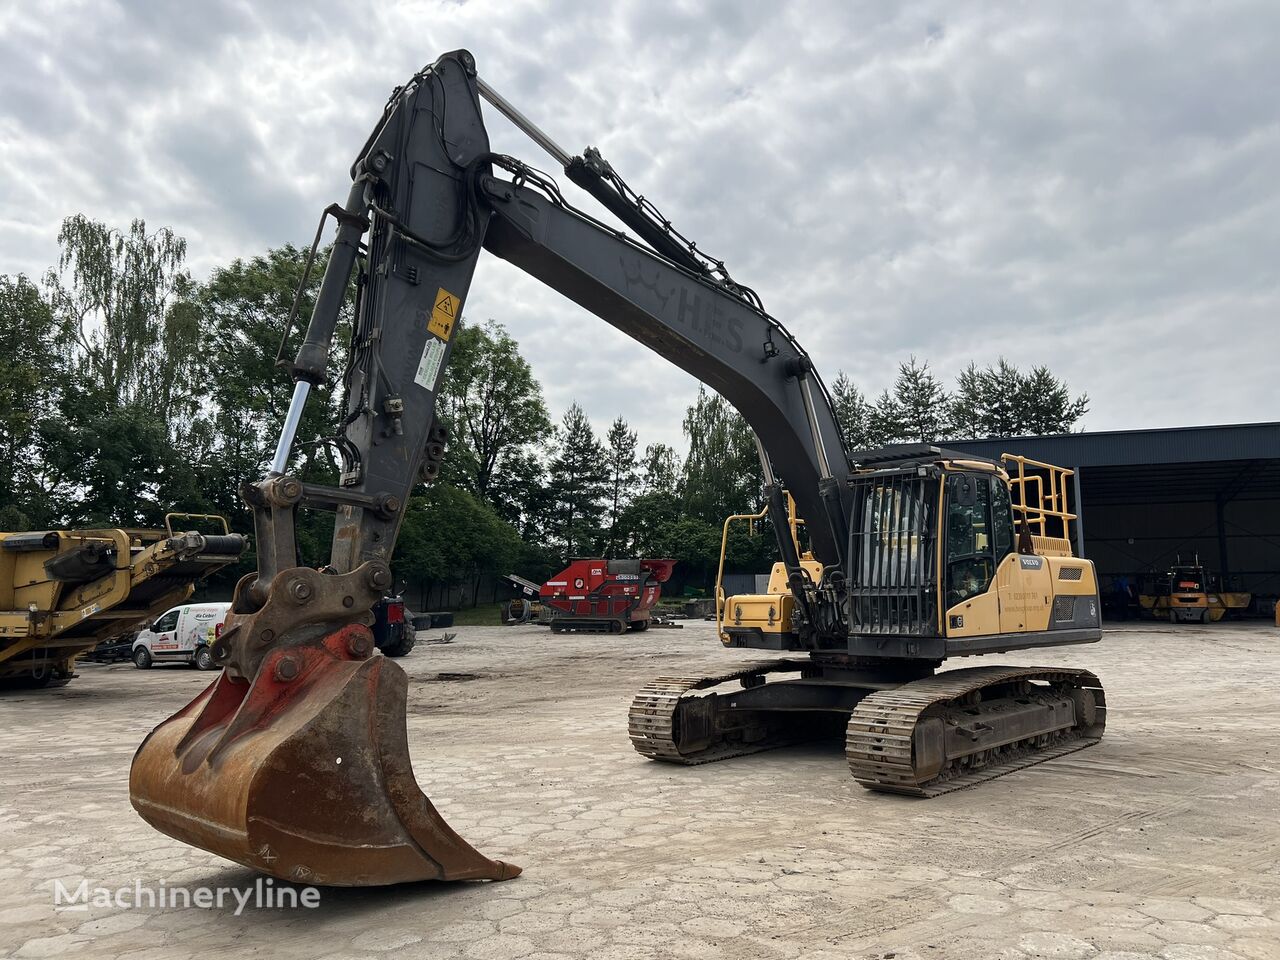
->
[129,623,519,886]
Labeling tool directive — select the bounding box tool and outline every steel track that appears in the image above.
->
[627,660,811,764]
[629,661,1106,798]
[845,664,1106,797]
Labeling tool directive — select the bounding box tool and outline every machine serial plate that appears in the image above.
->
[414,337,447,390]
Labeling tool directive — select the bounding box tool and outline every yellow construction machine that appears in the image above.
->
[1139,558,1251,623]
[129,51,1106,886]
[666,452,1104,793]
[0,516,245,686]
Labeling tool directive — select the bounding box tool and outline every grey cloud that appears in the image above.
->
[2,0,1277,455]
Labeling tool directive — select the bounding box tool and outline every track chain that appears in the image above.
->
[845,664,1106,797]
[628,660,809,764]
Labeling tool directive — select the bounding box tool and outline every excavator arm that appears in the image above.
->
[131,49,854,886]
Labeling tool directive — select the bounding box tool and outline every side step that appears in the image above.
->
[845,665,1106,797]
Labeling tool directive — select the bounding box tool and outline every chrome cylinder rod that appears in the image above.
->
[753,432,777,488]
[798,376,834,481]
[269,381,311,475]
[476,77,573,169]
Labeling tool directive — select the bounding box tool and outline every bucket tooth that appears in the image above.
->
[129,623,519,886]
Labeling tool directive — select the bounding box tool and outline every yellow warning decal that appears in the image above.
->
[428,288,460,340]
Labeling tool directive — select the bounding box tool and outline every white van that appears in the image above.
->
[132,602,231,671]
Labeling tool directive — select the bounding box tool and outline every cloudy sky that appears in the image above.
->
[2,0,1277,452]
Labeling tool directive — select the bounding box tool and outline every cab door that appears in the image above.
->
[147,607,182,657]
[943,474,1003,636]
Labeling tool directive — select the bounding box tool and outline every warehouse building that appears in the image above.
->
[951,422,1280,617]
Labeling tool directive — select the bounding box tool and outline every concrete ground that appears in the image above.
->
[1,619,1278,960]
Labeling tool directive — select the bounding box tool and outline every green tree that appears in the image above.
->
[47,216,202,431]
[394,483,522,606]
[0,276,67,527]
[640,515,722,588]
[867,389,903,446]
[488,447,552,540]
[639,442,681,494]
[39,398,179,526]
[1019,365,1090,435]
[890,356,951,443]
[436,319,551,516]
[199,245,351,565]
[619,504,772,593]
[860,358,951,446]
[42,216,208,526]
[680,386,761,525]
[547,402,609,556]
[831,372,876,450]
[949,358,1087,438]
[617,489,683,558]
[604,416,638,554]
[950,359,1020,438]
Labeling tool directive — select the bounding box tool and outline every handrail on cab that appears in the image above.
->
[1001,454,1076,542]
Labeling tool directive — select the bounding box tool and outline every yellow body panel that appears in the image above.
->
[1219,592,1251,611]
[945,585,1002,637]
[765,558,823,595]
[720,559,822,645]
[1029,535,1073,558]
[997,554,1052,633]
[948,553,1099,639]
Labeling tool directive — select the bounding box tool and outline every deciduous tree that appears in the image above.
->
[680,386,761,525]
[436,319,551,514]
[0,276,66,527]
[394,482,521,605]
[200,245,350,565]
[639,442,681,494]
[41,216,208,526]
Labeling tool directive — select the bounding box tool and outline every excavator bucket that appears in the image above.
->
[130,622,519,886]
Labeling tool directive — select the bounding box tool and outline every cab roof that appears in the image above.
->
[850,443,1000,471]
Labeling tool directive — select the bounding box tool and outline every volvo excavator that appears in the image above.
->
[130,50,1106,887]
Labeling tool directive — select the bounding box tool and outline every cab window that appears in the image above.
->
[990,478,1014,560]
[153,609,181,633]
[946,475,994,607]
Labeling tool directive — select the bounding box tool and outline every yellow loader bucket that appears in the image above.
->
[130,622,519,886]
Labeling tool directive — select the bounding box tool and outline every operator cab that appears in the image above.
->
[718,444,1102,660]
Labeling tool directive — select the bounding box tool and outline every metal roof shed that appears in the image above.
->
[948,422,1280,603]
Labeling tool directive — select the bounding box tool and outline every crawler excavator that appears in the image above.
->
[130,50,1106,887]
